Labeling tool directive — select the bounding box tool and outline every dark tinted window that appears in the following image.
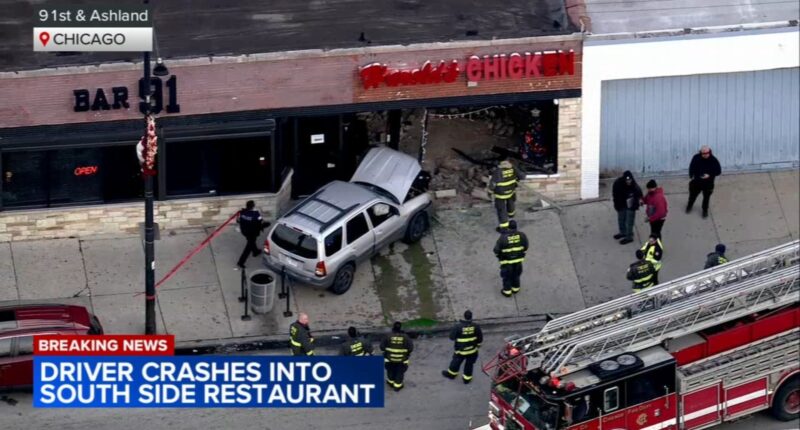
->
[0,338,11,358]
[367,203,395,228]
[166,136,272,196]
[271,224,317,259]
[627,364,676,406]
[1,145,143,209]
[324,228,343,257]
[603,387,619,412]
[346,213,369,243]
[17,336,34,356]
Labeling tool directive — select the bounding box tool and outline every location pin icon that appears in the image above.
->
[39,31,50,46]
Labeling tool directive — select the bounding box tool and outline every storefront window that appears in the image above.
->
[1,145,143,209]
[165,135,272,197]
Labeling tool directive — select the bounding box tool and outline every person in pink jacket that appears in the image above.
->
[641,180,668,239]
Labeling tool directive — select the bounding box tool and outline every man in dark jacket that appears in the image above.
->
[442,310,483,384]
[704,243,729,269]
[612,171,643,245]
[641,180,668,240]
[687,146,722,218]
[236,200,269,269]
[340,326,373,356]
[494,220,529,297]
[380,322,414,392]
[289,313,315,356]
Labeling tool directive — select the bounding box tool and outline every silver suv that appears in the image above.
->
[262,147,432,294]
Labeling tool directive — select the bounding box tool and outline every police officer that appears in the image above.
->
[489,159,524,231]
[494,220,529,297]
[627,250,657,292]
[704,243,729,269]
[442,310,483,384]
[640,234,664,284]
[340,326,372,356]
[380,321,414,392]
[236,200,269,269]
[289,313,315,356]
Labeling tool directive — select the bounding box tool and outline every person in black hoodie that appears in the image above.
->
[687,146,722,218]
[612,171,643,244]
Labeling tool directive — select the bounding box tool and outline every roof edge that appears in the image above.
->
[1,33,583,79]
[585,20,798,43]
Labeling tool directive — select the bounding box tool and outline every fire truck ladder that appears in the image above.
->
[508,240,799,376]
[678,328,800,393]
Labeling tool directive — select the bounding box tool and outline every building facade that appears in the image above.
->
[0,35,584,241]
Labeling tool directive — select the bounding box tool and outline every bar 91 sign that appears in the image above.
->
[73,75,180,114]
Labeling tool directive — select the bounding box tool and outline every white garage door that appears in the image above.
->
[600,68,800,174]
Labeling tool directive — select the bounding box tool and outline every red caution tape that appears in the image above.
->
[134,211,240,297]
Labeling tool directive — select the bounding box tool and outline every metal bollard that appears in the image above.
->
[281,267,293,318]
[241,268,251,321]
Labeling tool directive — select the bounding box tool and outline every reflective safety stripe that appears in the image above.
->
[508,211,516,216]
[447,369,459,376]
[307,351,314,356]
[494,192,515,199]
[385,347,408,353]
[501,247,525,253]
[502,290,513,297]
[510,287,520,293]
[456,337,477,342]
[456,348,478,355]
[496,179,517,186]
[500,258,525,265]
[462,375,473,381]
[634,273,654,284]
[289,339,302,347]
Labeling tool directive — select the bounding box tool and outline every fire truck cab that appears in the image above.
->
[482,240,800,430]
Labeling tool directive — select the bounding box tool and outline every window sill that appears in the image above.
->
[524,173,561,180]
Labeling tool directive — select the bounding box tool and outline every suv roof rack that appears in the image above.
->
[284,188,360,232]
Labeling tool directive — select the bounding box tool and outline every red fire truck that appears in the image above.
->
[479,240,799,430]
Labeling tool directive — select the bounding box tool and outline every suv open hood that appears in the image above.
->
[350,147,421,203]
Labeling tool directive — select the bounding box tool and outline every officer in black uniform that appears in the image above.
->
[380,321,414,392]
[289,313,315,356]
[442,310,483,384]
[627,250,657,292]
[236,200,269,269]
[340,326,372,356]
[494,220,529,297]
[489,159,525,231]
[704,243,728,269]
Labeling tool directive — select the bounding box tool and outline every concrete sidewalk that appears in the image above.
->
[0,170,797,346]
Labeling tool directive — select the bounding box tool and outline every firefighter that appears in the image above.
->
[488,159,524,231]
[340,326,372,356]
[704,243,729,269]
[494,220,529,297]
[640,234,664,284]
[289,313,315,356]
[627,250,657,292]
[380,321,414,392]
[442,310,483,384]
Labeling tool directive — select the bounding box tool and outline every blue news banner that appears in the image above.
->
[34,356,384,408]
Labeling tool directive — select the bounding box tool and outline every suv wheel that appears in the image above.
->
[329,264,355,295]
[403,212,428,244]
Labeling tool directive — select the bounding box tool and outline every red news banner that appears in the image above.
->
[34,334,175,356]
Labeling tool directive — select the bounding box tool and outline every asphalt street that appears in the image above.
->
[1,328,797,430]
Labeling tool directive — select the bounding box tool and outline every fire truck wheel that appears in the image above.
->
[771,375,800,421]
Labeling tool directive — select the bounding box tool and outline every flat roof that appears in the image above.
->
[581,0,799,35]
[0,0,574,73]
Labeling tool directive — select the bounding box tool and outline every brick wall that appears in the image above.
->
[518,97,582,201]
[0,172,293,242]
[0,36,581,128]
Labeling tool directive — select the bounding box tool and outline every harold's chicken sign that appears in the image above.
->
[359,50,575,90]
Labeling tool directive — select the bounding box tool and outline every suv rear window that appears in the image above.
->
[271,224,318,259]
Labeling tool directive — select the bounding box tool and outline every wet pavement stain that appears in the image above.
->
[372,244,404,325]
[400,242,440,321]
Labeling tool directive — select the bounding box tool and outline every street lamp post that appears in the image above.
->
[142,51,156,335]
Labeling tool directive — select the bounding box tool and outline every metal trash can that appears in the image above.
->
[248,270,276,314]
